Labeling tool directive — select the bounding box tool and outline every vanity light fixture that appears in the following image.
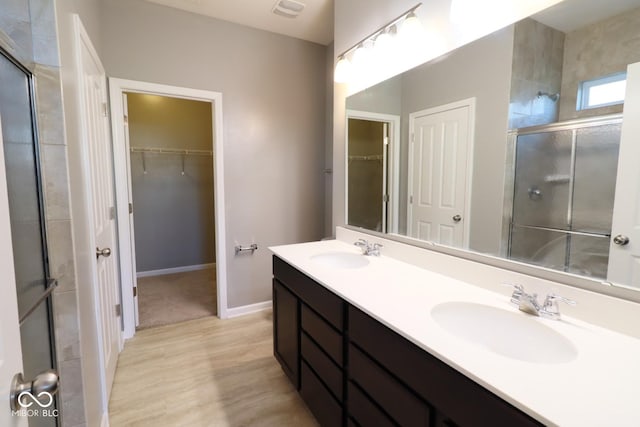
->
[334,3,422,83]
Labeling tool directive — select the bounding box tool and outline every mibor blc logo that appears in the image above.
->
[12,391,58,418]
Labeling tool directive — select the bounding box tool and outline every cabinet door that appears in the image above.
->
[273,279,299,388]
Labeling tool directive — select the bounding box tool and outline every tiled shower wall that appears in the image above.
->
[0,1,85,426]
[508,18,565,129]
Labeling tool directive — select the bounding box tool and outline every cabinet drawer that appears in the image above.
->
[301,361,343,427]
[347,381,396,427]
[301,304,343,366]
[301,332,343,400]
[273,256,343,329]
[349,306,542,427]
[349,344,430,427]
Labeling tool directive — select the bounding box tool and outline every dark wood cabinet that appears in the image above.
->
[272,279,299,388]
[272,255,544,427]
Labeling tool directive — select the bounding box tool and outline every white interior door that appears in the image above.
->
[608,61,640,288]
[77,23,121,397]
[408,100,473,246]
[121,93,139,326]
[0,116,27,427]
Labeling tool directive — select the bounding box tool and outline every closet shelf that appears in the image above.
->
[130,147,213,156]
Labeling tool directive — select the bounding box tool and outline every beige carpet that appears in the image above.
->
[137,268,217,330]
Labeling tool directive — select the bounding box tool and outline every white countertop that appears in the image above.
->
[270,239,640,427]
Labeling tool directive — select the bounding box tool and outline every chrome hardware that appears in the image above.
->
[507,284,576,320]
[503,283,524,305]
[235,243,258,255]
[10,370,59,411]
[96,247,111,259]
[527,186,542,200]
[452,214,462,223]
[613,234,630,246]
[541,293,576,320]
[354,239,383,256]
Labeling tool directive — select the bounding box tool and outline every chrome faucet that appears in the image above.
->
[505,284,576,320]
[354,239,383,256]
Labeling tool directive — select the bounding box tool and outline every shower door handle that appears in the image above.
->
[452,215,462,223]
[613,235,630,246]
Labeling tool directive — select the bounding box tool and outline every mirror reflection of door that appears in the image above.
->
[347,117,388,232]
[408,100,474,247]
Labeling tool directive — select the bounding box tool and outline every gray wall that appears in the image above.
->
[100,0,327,308]
[324,42,334,237]
[559,6,640,120]
[127,93,216,272]
[398,27,514,255]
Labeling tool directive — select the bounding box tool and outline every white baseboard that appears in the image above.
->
[226,300,272,318]
[136,263,215,278]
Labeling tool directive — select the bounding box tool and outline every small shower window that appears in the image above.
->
[577,71,627,110]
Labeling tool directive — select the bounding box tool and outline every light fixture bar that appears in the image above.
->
[336,3,422,59]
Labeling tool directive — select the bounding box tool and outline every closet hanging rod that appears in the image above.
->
[130,147,213,156]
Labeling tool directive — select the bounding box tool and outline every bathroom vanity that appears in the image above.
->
[270,230,640,427]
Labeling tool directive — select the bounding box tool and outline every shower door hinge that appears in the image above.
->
[115,304,121,317]
[133,286,137,297]
[102,103,108,118]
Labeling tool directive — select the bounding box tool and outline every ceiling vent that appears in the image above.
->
[272,0,305,18]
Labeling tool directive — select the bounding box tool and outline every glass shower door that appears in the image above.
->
[0,50,58,427]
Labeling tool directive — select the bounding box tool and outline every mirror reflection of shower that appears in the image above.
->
[537,91,560,102]
[508,116,621,279]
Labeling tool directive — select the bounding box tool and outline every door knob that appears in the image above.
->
[10,370,59,411]
[452,215,462,223]
[613,235,630,246]
[96,247,112,258]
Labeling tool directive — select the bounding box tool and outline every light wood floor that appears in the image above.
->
[137,269,217,330]
[109,310,318,427]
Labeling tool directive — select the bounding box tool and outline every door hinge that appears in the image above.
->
[383,136,389,146]
[115,304,121,317]
[409,195,413,204]
[109,206,116,220]
[129,202,133,214]
[383,194,389,203]
[133,286,137,297]
[102,102,108,118]
[410,133,415,143]
[124,114,128,125]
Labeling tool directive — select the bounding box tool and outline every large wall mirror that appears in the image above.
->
[346,0,640,292]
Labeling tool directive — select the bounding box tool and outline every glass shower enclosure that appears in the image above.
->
[507,115,622,279]
[1,48,58,426]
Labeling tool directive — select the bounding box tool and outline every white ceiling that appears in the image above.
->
[144,0,334,45]
[533,0,640,32]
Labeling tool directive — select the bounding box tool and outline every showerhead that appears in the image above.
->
[537,91,560,102]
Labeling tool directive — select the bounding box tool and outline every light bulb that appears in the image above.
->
[334,56,352,83]
[352,43,373,69]
[374,29,393,52]
[400,11,422,39]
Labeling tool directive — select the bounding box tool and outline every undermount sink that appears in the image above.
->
[431,301,577,364]
[310,252,370,269]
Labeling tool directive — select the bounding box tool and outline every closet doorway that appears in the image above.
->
[128,93,216,329]
[110,80,227,339]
